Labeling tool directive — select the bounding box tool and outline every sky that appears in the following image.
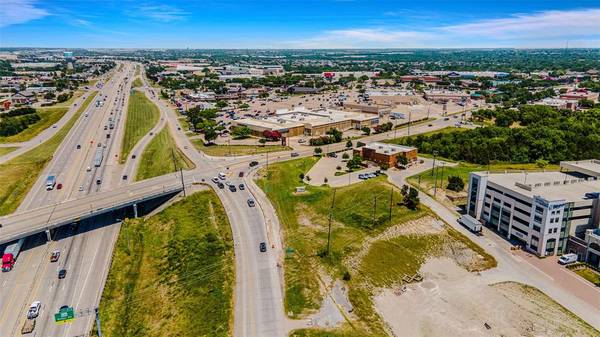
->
[1,0,599,49]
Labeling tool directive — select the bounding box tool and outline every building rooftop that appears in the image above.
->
[561,159,600,177]
[476,170,600,203]
[364,142,416,156]
[235,117,303,130]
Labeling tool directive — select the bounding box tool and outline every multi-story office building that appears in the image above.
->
[467,160,600,257]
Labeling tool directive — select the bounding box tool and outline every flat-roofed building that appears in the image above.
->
[424,90,470,103]
[467,159,600,257]
[232,117,305,137]
[358,142,418,167]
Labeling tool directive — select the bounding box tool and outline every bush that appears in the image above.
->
[342,271,351,281]
[342,152,349,160]
[446,176,465,192]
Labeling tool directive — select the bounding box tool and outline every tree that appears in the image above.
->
[259,92,269,99]
[361,126,371,135]
[405,187,420,210]
[203,127,218,143]
[326,128,343,143]
[346,140,353,149]
[44,91,55,100]
[396,154,408,167]
[299,173,305,181]
[346,154,363,170]
[215,100,228,109]
[535,158,549,169]
[232,126,251,139]
[238,103,250,110]
[446,176,465,192]
[56,92,71,103]
[579,98,594,108]
[314,147,323,155]
[342,152,350,160]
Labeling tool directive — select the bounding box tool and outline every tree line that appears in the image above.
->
[400,105,600,164]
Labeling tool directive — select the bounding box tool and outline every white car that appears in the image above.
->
[211,177,219,184]
[86,166,91,172]
[27,301,41,319]
[78,185,84,191]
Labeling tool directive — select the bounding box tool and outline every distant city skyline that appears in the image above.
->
[1,0,600,48]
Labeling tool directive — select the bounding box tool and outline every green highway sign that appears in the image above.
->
[54,306,75,324]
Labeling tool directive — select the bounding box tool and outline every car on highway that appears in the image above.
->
[259,242,267,252]
[229,185,237,192]
[86,166,91,172]
[52,124,57,128]
[239,184,245,190]
[291,152,299,157]
[96,179,102,185]
[211,177,220,184]
[27,301,41,319]
[21,319,35,334]
[239,172,244,177]
[444,117,450,121]
[247,198,255,207]
[50,250,60,262]
[78,185,84,191]
[56,183,63,190]
[249,161,259,167]
[428,124,433,127]
[58,269,67,279]
[122,175,128,180]
[131,154,136,159]
[76,144,81,149]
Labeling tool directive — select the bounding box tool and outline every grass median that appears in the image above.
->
[257,157,496,336]
[96,190,234,337]
[0,92,97,215]
[136,127,195,181]
[0,147,17,156]
[191,139,291,157]
[132,77,143,88]
[121,90,160,163]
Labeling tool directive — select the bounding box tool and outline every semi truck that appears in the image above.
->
[93,148,104,167]
[46,175,56,190]
[2,238,25,272]
[458,214,482,233]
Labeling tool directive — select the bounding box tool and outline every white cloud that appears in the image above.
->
[1,0,48,28]
[287,8,600,48]
[443,9,600,40]
[133,4,189,22]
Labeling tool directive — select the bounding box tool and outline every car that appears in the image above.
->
[131,154,136,159]
[96,179,102,185]
[239,172,244,177]
[298,139,306,143]
[211,177,220,184]
[50,249,61,262]
[76,144,81,149]
[229,185,237,192]
[444,117,450,121]
[86,166,91,172]
[327,152,337,158]
[249,161,259,167]
[428,124,433,127]
[291,152,299,157]
[56,183,63,190]
[368,173,377,178]
[358,174,366,179]
[27,301,41,319]
[78,185,84,191]
[122,175,128,180]
[247,198,255,207]
[217,182,224,189]
[239,184,245,190]
[259,242,267,252]
[52,124,57,128]
[58,269,67,279]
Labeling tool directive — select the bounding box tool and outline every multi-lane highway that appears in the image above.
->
[0,62,139,337]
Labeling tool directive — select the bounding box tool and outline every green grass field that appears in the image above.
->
[136,127,195,181]
[0,147,17,156]
[96,190,234,337]
[192,139,291,157]
[132,77,143,88]
[383,126,466,147]
[258,157,496,336]
[0,107,69,144]
[52,89,84,107]
[573,267,600,286]
[0,92,97,215]
[121,90,160,163]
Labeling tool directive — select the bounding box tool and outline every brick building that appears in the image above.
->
[357,142,418,167]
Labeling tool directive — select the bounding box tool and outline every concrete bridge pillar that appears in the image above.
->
[45,229,52,241]
[133,203,138,218]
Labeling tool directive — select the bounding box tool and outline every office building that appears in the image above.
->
[467,160,600,257]
[357,142,418,167]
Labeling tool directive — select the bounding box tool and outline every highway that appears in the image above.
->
[0,62,138,337]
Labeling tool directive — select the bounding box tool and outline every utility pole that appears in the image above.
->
[431,151,438,176]
[433,163,439,197]
[388,186,394,222]
[327,189,336,256]
[407,109,412,136]
[372,196,378,228]
[440,163,445,189]
[180,168,186,197]
[95,307,103,337]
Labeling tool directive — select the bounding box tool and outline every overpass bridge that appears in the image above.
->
[0,173,189,245]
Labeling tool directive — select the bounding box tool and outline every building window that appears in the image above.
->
[535,206,544,214]
[533,225,541,232]
[534,215,542,223]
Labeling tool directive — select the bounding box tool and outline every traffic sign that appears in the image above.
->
[54,306,75,324]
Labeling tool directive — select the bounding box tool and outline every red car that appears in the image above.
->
[239,172,244,177]
[56,183,63,190]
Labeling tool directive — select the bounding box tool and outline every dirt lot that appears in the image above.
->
[374,257,598,337]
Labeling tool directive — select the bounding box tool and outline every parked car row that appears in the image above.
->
[358,171,381,180]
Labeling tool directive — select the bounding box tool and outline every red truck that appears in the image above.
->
[2,238,25,272]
